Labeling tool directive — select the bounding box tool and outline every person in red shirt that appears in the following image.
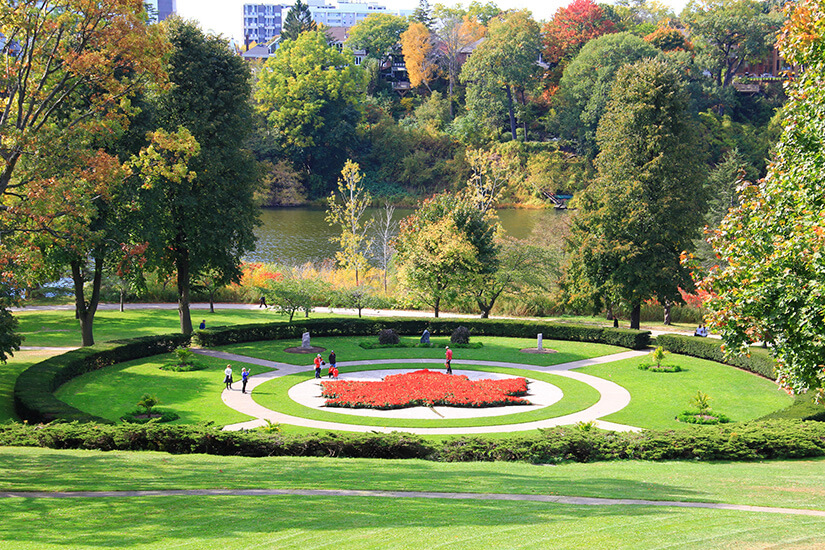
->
[445,346,453,375]
[314,354,323,379]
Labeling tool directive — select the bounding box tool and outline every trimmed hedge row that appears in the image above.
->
[1,420,823,463]
[194,317,650,350]
[655,334,775,379]
[14,334,190,424]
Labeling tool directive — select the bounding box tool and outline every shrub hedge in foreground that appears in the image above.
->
[194,317,650,350]
[655,334,775,379]
[1,420,822,463]
[14,334,190,424]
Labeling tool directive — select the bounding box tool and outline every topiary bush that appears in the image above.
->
[450,326,470,344]
[378,328,400,345]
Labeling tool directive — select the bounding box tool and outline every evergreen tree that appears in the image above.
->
[412,0,433,28]
[281,0,317,42]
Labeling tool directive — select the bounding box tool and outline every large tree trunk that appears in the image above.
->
[71,256,103,347]
[630,302,641,330]
[505,84,517,141]
[433,296,440,318]
[176,251,193,335]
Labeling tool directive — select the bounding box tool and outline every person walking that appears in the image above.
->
[328,350,337,378]
[314,354,323,379]
[445,346,453,375]
[241,367,250,394]
[223,364,233,390]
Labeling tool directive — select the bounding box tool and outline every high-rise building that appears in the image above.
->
[243,1,409,44]
[146,0,177,22]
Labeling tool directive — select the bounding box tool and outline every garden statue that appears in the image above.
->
[421,329,430,345]
[301,332,311,349]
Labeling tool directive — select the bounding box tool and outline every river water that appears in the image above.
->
[246,207,569,265]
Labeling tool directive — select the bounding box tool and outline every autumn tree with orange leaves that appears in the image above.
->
[401,21,438,91]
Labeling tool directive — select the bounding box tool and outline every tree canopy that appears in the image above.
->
[281,0,317,42]
[566,59,706,328]
[345,13,409,61]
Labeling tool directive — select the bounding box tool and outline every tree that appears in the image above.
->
[138,20,259,335]
[345,14,409,62]
[700,0,825,400]
[432,10,485,117]
[556,32,658,156]
[401,22,438,91]
[461,10,541,141]
[542,0,617,86]
[412,0,433,28]
[463,148,510,213]
[644,22,691,51]
[566,59,706,329]
[684,0,782,88]
[394,193,498,317]
[372,201,398,293]
[281,0,317,42]
[326,160,373,286]
[255,30,366,196]
[265,274,328,321]
[0,0,166,197]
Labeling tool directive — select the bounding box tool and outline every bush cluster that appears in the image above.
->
[14,334,190,424]
[1,421,823,463]
[378,328,400,345]
[655,334,775,379]
[450,326,471,344]
[194,318,650,350]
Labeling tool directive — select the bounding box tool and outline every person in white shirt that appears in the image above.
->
[224,365,233,389]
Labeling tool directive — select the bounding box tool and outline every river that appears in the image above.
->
[245,207,569,265]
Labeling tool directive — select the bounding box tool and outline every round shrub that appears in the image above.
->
[451,326,471,344]
[378,328,399,345]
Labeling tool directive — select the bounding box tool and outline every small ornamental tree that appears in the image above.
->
[326,161,373,286]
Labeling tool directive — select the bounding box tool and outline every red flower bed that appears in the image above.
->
[321,369,531,409]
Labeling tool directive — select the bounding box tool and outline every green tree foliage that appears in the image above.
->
[684,0,782,88]
[137,20,259,335]
[412,0,434,28]
[394,193,498,317]
[255,30,367,197]
[566,59,706,329]
[432,8,485,117]
[265,274,328,321]
[345,13,409,61]
[326,161,373,285]
[461,10,541,141]
[701,0,825,401]
[281,0,317,42]
[556,32,658,156]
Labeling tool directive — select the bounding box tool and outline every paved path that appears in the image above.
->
[196,349,648,434]
[2,487,823,517]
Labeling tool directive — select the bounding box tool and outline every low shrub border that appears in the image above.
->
[194,318,650,350]
[14,334,190,424]
[0,420,823,463]
[655,334,775,379]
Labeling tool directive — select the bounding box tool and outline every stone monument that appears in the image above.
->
[537,333,543,351]
[301,332,311,349]
[420,329,430,345]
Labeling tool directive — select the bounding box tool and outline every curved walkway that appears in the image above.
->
[195,349,647,434]
[2,487,823,517]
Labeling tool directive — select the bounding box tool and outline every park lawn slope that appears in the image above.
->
[578,354,792,429]
[0,350,65,422]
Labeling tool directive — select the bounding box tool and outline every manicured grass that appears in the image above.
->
[220,335,625,367]
[579,355,793,429]
[0,350,65,423]
[14,308,288,347]
[54,353,256,425]
[251,364,600,428]
[1,448,825,549]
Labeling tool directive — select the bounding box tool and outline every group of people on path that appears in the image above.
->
[223,365,251,393]
[315,351,339,379]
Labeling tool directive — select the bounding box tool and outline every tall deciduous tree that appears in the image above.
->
[701,0,825,400]
[326,160,373,286]
[394,193,498,317]
[139,20,259,335]
[345,14,409,62]
[684,0,782,88]
[557,32,658,156]
[401,22,438,91]
[461,10,541,141]
[281,0,316,42]
[566,59,706,329]
[432,9,485,117]
[255,30,366,196]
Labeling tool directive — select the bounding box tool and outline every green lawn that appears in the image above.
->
[14,308,286,347]
[1,448,824,549]
[251,364,600,428]
[0,350,64,422]
[579,355,793,429]
[55,353,256,425]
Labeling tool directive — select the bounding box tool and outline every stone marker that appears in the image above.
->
[301,332,311,349]
[420,329,430,345]
[537,333,543,351]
